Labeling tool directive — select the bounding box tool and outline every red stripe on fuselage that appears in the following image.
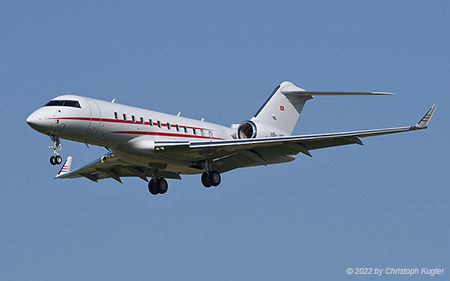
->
[52,117,214,131]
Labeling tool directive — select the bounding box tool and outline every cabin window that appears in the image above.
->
[132,115,136,123]
[184,126,187,133]
[193,128,196,135]
[157,121,161,128]
[176,125,180,132]
[209,131,214,139]
[167,123,171,130]
[123,114,127,121]
[140,117,144,124]
[149,119,153,126]
[201,129,204,136]
[114,112,118,119]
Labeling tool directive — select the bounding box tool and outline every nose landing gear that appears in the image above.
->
[50,155,62,165]
[49,134,62,165]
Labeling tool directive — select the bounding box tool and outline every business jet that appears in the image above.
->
[26,81,436,195]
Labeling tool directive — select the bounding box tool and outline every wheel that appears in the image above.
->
[148,179,158,195]
[156,178,168,194]
[209,170,221,187]
[50,156,56,165]
[55,155,62,165]
[201,172,211,188]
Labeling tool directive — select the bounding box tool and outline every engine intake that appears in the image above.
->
[237,121,257,139]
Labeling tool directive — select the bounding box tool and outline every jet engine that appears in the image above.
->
[235,120,286,139]
[116,135,155,156]
[237,120,257,139]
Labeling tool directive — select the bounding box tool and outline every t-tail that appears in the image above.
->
[235,81,394,139]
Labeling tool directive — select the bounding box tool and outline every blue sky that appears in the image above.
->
[1,1,449,280]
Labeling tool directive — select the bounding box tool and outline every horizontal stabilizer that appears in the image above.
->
[281,90,395,96]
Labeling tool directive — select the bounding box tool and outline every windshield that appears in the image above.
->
[44,100,81,108]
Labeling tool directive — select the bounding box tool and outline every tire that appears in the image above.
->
[148,179,158,195]
[201,172,211,188]
[50,156,56,165]
[156,178,168,194]
[55,155,62,165]
[209,171,221,187]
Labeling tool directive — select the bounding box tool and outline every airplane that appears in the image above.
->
[26,81,437,195]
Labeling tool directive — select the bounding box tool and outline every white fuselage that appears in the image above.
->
[27,95,235,161]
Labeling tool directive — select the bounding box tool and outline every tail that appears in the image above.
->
[250,81,394,136]
[250,82,311,136]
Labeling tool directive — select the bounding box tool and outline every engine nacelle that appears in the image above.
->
[237,120,257,139]
[236,120,286,139]
[116,136,155,156]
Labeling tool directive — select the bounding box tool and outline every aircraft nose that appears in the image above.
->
[26,111,39,126]
[26,110,47,132]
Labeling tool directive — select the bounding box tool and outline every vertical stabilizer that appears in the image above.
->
[250,81,312,136]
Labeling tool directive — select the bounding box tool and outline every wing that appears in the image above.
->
[55,151,181,183]
[56,105,436,181]
[153,105,437,173]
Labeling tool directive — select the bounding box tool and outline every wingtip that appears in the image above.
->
[371,92,396,96]
[414,104,437,129]
[55,156,73,178]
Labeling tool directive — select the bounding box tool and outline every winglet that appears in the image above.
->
[56,156,72,178]
[414,104,437,129]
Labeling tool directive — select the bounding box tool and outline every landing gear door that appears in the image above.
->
[85,99,101,135]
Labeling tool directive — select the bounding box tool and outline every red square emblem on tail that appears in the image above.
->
[280,106,284,111]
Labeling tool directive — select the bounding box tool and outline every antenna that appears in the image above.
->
[111,98,116,103]
[177,112,181,117]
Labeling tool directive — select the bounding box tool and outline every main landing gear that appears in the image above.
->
[148,178,168,195]
[146,171,222,196]
[49,134,62,165]
[201,170,221,188]
[146,160,222,196]
[201,159,221,188]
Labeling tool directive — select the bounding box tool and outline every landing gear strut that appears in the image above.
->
[49,134,62,165]
[148,178,168,195]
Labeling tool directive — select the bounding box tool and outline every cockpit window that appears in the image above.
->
[63,100,81,108]
[45,100,81,108]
